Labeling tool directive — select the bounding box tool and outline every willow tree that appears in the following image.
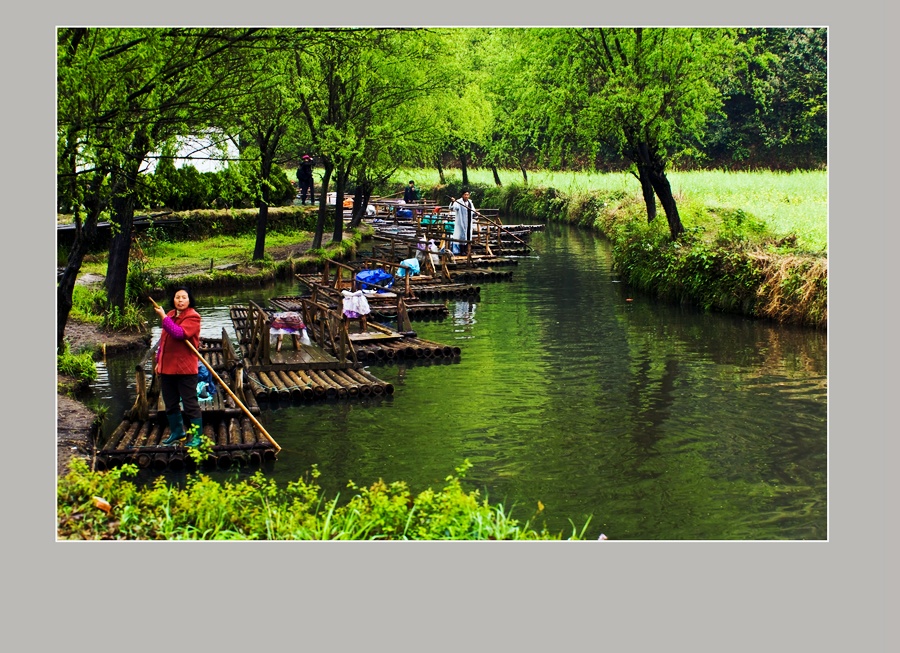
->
[222,30,308,261]
[57,26,259,346]
[534,27,743,239]
[292,28,449,248]
[430,28,493,188]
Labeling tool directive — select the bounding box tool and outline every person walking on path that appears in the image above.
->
[449,190,475,255]
[296,154,315,205]
[153,286,203,447]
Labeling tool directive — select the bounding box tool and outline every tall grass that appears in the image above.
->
[392,167,827,252]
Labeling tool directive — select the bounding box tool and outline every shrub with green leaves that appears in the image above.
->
[57,341,98,382]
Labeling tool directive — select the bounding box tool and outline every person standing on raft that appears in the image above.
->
[153,286,203,447]
[449,189,475,255]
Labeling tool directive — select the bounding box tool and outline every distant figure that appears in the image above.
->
[297,155,315,205]
[449,190,475,255]
[403,180,419,204]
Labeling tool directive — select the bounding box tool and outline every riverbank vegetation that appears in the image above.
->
[393,168,826,328]
[57,459,590,540]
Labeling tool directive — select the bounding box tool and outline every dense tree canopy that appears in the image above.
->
[57,27,826,344]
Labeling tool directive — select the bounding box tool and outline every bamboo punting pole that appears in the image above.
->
[148,297,281,453]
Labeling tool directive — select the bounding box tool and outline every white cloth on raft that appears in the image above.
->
[341,289,371,318]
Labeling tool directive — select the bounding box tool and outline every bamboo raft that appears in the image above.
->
[95,414,277,472]
[368,238,516,284]
[95,334,280,471]
[294,258,478,313]
[229,301,402,401]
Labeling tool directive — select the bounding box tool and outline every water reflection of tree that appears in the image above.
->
[626,355,679,464]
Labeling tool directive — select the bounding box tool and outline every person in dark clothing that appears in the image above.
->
[403,180,419,204]
[297,154,315,204]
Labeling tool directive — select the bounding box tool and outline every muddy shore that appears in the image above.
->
[56,320,149,477]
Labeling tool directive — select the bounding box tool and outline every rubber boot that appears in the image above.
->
[162,412,186,445]
[185,417,203,448]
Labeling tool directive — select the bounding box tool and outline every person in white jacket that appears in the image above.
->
[449,190,475,255]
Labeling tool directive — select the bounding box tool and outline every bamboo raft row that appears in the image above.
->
[352,336,461,363]
[149,365,261,417]
[370,239,521,269]
[368,211,536,256]
[397,282,480,300]
[229,305,356,371]
[271,293,447,322]
[235,294,463,370]
[244,365,394,402]
[298,270,481,301]
[95,414,277,472]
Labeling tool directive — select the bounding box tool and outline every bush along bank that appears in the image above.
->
[470,182,827,329]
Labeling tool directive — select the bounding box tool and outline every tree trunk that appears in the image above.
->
[253,202,269,260]
[332,167,348,243]
[520,165,528,184]
[647,168,684,240]
[105,179,136,311]
[57,172,106,349]
[460,153,469,187]
[491,165,502,187]
[635,165,657,223]
[253,134,280,260]
[348,179,373,228]
[312,162,333,249]
[105,134,149,311]
[436,159,445,185]
[57,216,99,350]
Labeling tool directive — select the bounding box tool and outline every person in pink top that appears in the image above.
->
[153,286,203,447]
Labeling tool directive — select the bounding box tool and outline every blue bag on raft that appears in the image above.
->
[355,268,394,291]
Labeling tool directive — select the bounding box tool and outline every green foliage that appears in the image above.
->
[102,303,147,332]
[57,341,98,382]
[69,285,106,324]
[126,257,167,302]
[57,459,586,540]
[67,283,147,332]
[146,161,297,212]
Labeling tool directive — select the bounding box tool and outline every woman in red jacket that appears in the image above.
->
[153,286,203,447]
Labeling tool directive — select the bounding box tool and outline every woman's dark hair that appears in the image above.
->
[169,286,196,309]
[409,180,415,185]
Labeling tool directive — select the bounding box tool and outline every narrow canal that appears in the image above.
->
[88,221,827,540]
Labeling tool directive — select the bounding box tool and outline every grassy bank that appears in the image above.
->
[392,169,826,328]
